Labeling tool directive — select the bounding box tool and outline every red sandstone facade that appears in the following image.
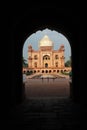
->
[23,35,71,74]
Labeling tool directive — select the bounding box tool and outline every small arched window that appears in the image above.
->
[34,55,38,60]
[60,56,65,59]
[43,55,50,60]
[55,62,58,67]
[34,62,37,67]
[55,55,59,59]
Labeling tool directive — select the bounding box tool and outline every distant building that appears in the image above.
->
[23,35,71,74]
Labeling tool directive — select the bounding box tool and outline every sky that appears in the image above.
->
[23,28,71,63]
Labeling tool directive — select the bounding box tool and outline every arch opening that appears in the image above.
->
[22,28,72,99]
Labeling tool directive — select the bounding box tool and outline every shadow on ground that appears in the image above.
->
[6,97,82,129]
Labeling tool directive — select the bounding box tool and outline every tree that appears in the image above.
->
[69,70,72,77]
[65,60,71,67]
[22,57,28,67]
[65,56,71,67]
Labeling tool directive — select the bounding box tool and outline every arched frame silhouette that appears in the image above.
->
[11,8,81,104]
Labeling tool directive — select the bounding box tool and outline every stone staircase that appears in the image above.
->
[6,97,82,129]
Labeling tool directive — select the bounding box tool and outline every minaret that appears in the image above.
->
[28,45,32,68]
[59,45,65,68]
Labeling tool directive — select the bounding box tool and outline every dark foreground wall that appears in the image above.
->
[7,6,86,108]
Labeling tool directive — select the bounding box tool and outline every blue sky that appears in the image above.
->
[23,28,71,63]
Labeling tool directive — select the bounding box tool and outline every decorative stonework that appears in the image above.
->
[26,35,71,74]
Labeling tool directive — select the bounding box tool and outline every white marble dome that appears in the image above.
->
[39,35,53,47]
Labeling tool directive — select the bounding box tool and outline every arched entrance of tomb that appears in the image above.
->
[45,63,48,68]
[43,55,50,68]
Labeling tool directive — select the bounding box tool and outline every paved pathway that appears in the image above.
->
[25,78,70,98]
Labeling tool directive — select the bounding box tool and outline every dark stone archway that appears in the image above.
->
[8,7,85,107]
